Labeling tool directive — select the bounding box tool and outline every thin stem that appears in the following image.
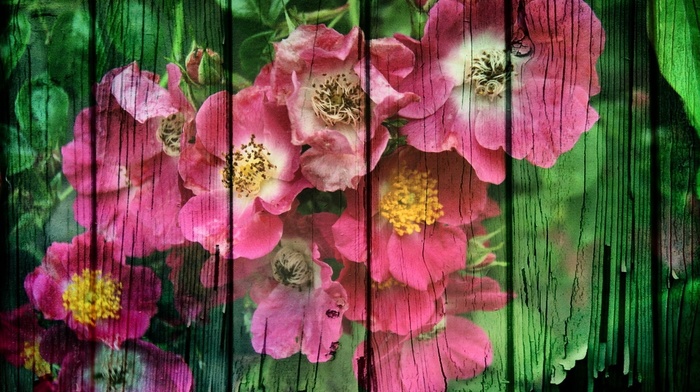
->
[172,0,185,62]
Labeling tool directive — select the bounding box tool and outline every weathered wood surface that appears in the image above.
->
[0,0,698,391]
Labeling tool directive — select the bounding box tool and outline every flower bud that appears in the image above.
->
[185,46,223,85]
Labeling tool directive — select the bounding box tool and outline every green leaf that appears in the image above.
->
[651,0,700,134]
[216,0,286,26]
[0,10,30,83]
[238,31,275,78]
[1,125,37,176]
[100,0,170,70]
[15,76,70,151]
[47,9,106,96]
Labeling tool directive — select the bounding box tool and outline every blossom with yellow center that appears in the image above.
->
[221,134,276,198]
[379,167,444,236]
[21,340,51,377]
[62,268,122,326]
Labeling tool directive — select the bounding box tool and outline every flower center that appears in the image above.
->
[21,340,51,377]
[311,72,365,127]
[93,346,141,391]
[156,112,186,156]
[371,277,406,291]
[271,247,313,288]
[62,268,122,326]
[379,166,444,236]
[221,135,276,198]
[465,49,511,100]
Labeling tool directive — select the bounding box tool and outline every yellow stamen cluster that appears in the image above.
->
[221,134,276,198]
[465,49,511,100]
[371,277,406,291]
[156,112,186,156]
[380,167,444,236]
[62,269,122,326]
[311,72,365,127]
[21,340,51,377]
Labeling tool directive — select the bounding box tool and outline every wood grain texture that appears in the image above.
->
[1,0,698,391]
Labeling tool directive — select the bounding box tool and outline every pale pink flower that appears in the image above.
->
[398,0,604,183]
[260,25,418,191]
[62,63,193,257]
[249,212,348,362]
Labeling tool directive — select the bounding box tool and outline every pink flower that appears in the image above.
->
[353,274,510,391]
[332,146,499,290]
[178,87,310,259]
[23,233,161,349]
[0,304,52,378]
[398,0,604,183]
[62,63,193,257]
[260,25,418,191]
[355,316,492,392]
[338,261,445,335]
[249,212,348,362]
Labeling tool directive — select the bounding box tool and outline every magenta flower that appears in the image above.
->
[249,212,348,362]
[0,304,52,378]
[332,146,499,290]
[338,261,445,336]
[178,87,310,259]
[23,233,161,349]
[62,63,193,257]
[398,0,604,183]
[260,24,418,191]
[54,338,193,392]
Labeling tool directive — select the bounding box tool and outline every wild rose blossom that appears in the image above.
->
[354,274,510,391]
[249,212,348,362]
[178,86,310,259]
[333,146,499,290]
[62,63,192,257]
[398,0,604,183]
[0,304,52,378]
[23,233,161,349]
[258,24,418,191]
[338,261,446,335]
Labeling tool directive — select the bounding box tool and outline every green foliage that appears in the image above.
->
[47,9,107,97]
[1,125,36,176]
[215,0,287,27]
[651,0,700,135]
[15,76,70,151]
[238,31,275,79]
[99,0,171,71]
[0,10,30,84]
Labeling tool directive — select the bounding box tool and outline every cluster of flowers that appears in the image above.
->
[0,0,602,390]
